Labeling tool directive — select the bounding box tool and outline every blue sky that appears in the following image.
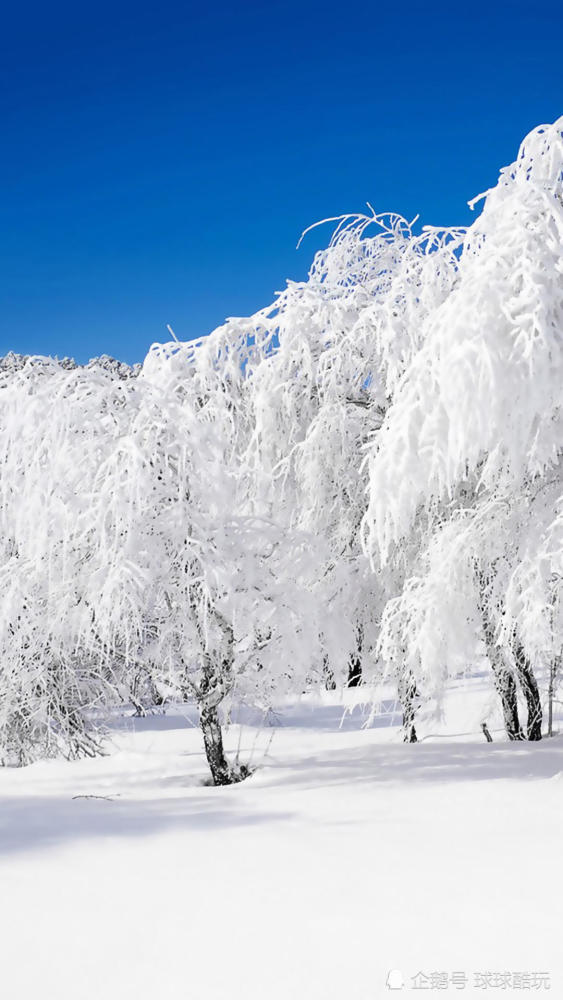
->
[1,0,561,364]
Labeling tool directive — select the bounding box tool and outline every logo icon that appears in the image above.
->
[386,969,404,990]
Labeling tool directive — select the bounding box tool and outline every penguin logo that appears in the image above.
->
[386,969,404,990]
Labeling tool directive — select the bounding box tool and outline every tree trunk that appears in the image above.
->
[492,667,524,740]
[547,656,560,737]
[478,577,524,741]
[199,703,233,786]
[323,656,336,691]
[196,610,243,786]
[347,653,362,688]
[548,670,554,738]
[399,672,418,743]
[513,640,542,741]
[347,627,363,687]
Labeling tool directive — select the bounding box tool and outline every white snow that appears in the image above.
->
[1,690,561,998]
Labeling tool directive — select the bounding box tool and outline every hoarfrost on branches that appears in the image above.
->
[1,116,563,774]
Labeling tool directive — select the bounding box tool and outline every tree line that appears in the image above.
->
[1,118,562,783]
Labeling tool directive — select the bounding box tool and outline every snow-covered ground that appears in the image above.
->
[1,689,562,998]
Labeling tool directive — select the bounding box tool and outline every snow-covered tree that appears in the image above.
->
[213,211,464,694]
[0,357,136,761]
[363,116,563,738]
[2,115,562,771]
[80,340,336,784]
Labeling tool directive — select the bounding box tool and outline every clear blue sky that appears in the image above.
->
[1,0,561,364]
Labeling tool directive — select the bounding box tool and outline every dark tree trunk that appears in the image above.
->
[399,672,418,743]
[196,611,245,786]
[347,653,362,688]
[323,656,336,690]
[492,667,524,741]
[513,640,542,741]
[547,657,559,737]
[199,703,233,786]
[478,576,524,741]
[347,627,363,687]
